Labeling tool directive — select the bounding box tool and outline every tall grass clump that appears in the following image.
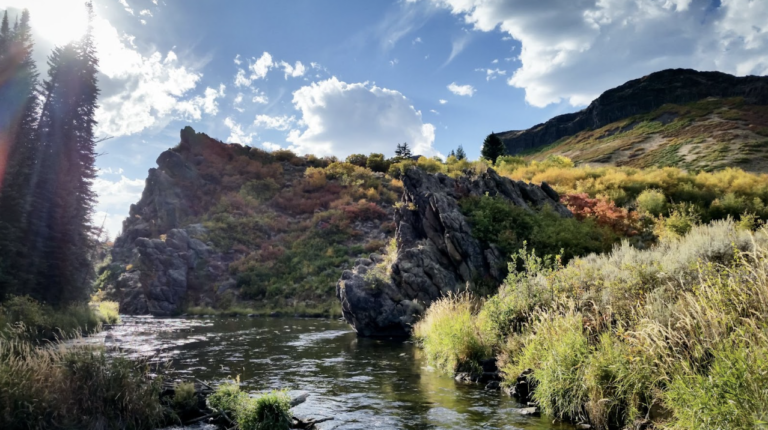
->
[0,332,164,429]
[208,380,292,430]
[413,292,490,374]
[504,309,591,421]
[416,218,768,429]
[0,295,119,340]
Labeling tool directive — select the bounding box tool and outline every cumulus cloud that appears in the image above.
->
[428,0,768,107]
[439,99,447,104]
[93,14,224,136]
[253,114,296,131]
[250,52,274,80]
[286,77,437,158]
[251,90,268,104]
[92,174,145,238]
[224,117,254,144]
[279,60,306,79]
[447,82,475,96]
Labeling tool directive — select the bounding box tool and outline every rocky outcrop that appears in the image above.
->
[499,68,768,154]
[105,128,237,315]
[109,226,235,316]
[336,167,570,337]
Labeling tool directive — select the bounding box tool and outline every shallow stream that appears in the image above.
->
[86,316,572,430]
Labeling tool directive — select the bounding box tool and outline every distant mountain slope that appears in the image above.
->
[522,97,768,172]
[499,69,768,157]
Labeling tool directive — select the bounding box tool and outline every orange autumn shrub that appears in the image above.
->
[562,193,640,236]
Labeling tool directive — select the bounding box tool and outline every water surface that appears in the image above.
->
[88,316,571,430]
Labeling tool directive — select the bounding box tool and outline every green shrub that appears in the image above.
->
[413,293,490,374]
[240,179,281,202]
[173,381,197,412]
[416,156,445,174]
[636,188,667,216]
[387,159,416,179]
[460,195,614,264]
[345,153,368,167]
[237,390,292,430]
[366,153,390,173]
[208,380,247,413]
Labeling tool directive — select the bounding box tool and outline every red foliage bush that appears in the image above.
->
[562,193,640,236]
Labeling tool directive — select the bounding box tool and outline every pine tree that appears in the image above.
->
[481,132,505,164]
[27,2,99,304]
[449,149,455,157]
[395,142,412,159]
[455,145,466,160]
[0,9,40,297]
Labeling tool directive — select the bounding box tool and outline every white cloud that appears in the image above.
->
[443,33,471,66]
[165,84,225,123]
[92,14,221,137]
[250,52,274,80]
[413,37,423,44]
[428,0,768,107]
[389,58,399,66]
[254,114,296,131]
[475,68,507,81]
[286,77,437,158]
[279,60,306,79]
[233,54,242,65]
[430,109,439,114]
[234,68,251,87]
[491,59,498,64]
[224,117,255,144]
[251,90,268,104]
[92,174,145,238]
[447,82,475,96]
[262,142,283,151]
[439,99,447,104]
[233,92,245,112]
[118,0,134,15]
[139,9,152,16]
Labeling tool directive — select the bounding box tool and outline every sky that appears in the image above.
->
[1,0,767,238]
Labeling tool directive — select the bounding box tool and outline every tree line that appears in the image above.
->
[0,3,100,306]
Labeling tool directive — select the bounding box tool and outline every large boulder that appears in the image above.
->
[336,167,571,337]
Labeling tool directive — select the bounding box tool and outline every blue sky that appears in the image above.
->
[2,0,767,237]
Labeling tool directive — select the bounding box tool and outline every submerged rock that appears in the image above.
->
[337,167,570,337]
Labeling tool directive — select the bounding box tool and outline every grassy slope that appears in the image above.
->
[522,97,768,172]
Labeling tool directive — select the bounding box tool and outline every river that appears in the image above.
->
[85,316,572,430]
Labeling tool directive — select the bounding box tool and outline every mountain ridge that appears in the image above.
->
[499,68,768,155]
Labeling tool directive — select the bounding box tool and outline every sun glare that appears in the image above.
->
[9,0,89,46]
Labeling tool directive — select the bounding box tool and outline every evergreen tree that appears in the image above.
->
[27,2,99,304]
[449,149,455,157]
[455,145,466,160]
[481,132,505,164]
[395,142,412,159]
[0,9,40,297]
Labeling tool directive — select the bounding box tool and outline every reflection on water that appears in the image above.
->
[84,316,572,430]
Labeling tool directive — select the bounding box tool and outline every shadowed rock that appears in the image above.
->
[336,167,571,337]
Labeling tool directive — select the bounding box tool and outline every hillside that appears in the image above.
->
[521,97,768,172]
[99,127,400,316]
[498,68,768,168]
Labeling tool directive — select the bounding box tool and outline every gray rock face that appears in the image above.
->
[336,167,571,337]
[106,128,238,315]
[110,226,236,316]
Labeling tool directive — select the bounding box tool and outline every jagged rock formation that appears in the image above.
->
[336,167,571,337]
[102,127,397,316]
[499,68,768,154]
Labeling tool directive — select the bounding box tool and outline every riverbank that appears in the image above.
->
[0,295,119,340]
[414,219,768,429]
